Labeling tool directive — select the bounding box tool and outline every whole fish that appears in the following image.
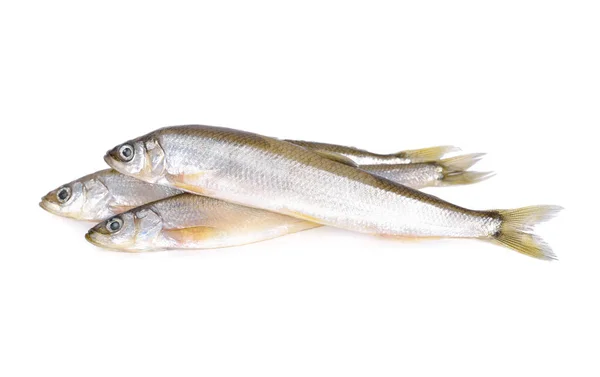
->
[104,125,560,259]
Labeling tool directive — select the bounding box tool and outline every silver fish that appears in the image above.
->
[104,125,561,260]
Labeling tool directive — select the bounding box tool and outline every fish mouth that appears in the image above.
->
[104,153,125,174]
[103,153,114,166]
[40,199,85,220]
[85,230,106,248]
[39,199,61,216]
[85,230,141,252]
[85,230,96,244]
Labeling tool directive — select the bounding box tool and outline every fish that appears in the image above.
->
[41,145,483,221]
[85,193,320,251]
[104,125,561,260]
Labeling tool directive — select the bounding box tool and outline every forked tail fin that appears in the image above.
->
[438,153,495,186]
[492,205,563,260]
[399,145,461,162]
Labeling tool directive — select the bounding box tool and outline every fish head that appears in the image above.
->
[40,180,89,219]
[105,136,166,183]
[40,172,115,221]
[85,208,164,251]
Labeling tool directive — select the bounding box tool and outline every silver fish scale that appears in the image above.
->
[359,163,443,189]
[148,126,501,238]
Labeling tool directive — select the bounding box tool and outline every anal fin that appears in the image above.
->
[166,171,215,194]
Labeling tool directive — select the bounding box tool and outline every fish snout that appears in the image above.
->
[104,151,117,167]
[39,194,61,215]
[85,227,107,248]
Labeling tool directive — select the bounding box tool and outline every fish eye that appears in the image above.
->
[106,217,123,233]
[56,186,71,203]
[118,144,134,162]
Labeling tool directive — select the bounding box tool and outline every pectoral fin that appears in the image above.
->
[166,171,216,194]
[163,226,220,243]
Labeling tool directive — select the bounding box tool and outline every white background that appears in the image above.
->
[1,1,597,376]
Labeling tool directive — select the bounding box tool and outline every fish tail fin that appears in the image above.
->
[398,145,461,162]
[491,205,563,260]
[442,153,486,171]
[438,153,494,186]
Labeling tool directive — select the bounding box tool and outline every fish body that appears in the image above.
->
[86,194,319,251]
